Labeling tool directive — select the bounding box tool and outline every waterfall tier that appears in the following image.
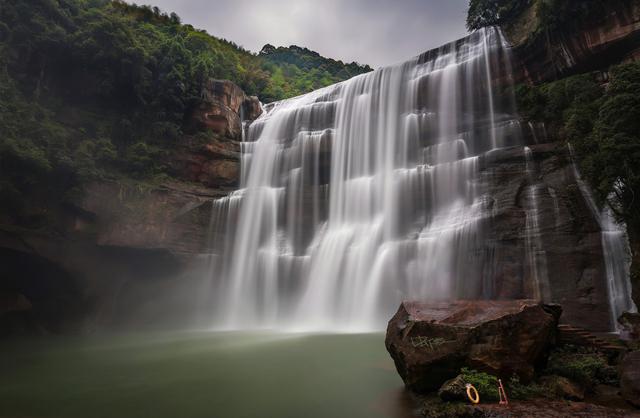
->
[205,27,635,332]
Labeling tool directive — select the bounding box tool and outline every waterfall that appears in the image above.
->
[523,147,550,302]
[568,144,638,330]
[209,28,524,331]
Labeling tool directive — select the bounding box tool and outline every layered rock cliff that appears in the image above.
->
[505,0,640,82]
[0,80,261,335]
[483,143,614,331]
[503,0,640,313]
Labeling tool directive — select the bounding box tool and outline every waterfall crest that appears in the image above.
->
[207,28,524,331]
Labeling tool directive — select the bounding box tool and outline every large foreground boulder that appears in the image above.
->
[385,300,561,393]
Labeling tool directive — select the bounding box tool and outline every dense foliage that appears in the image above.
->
[259,45,372,102]
[545,347,618,388]
[460,368,500,401]
[467,0,627,33]
[506,376,546,400]
[466,0,531,31]
[0,0,370,225]
[536,0,629,33]
[516,61,640,235]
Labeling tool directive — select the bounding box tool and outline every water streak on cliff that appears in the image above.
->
[568,144,637,329]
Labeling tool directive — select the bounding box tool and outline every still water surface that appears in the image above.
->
[0,332,415,418]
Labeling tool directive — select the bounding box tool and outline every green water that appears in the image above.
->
[0,332,414,418]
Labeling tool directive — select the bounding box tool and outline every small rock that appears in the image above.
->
[592,384,629,410]
[0,292,32,315]
[539,375,585,401]
[438,375,467,401]
[619,313,640,340]
[620,351,640,407]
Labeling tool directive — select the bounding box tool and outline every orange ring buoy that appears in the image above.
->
[466,384,480,404]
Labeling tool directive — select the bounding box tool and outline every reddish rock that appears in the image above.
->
[243,94,262,121]
[620,351,640,407]
[539,375,585,401]
[482,144,615,332]
[385,300,561,393]
[188,79,262,139]
[170,136,240,189]
[76,180,221,257]
[507,2,640,83]
[437,374,467,401]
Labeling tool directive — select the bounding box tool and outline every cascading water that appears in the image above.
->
[523,147,550,302]
[207,27,523,331]
[567,144,637,329]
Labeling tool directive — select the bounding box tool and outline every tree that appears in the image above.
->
[466,0,531,31]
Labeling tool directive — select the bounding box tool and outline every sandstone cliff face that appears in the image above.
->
[0,79,260,335]
[500,1,640,324]
[187,79,262,140]
[169,136,241,189]
[482,143,613,331]
[506,1,640,83]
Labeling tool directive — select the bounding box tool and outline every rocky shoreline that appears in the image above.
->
[421,398,640,418]
[385,300,640,417]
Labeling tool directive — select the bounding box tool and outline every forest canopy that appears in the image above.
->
[467,0,629,32]
[0,0,371,225]
[516,62,640,235]
[466,0,530,31]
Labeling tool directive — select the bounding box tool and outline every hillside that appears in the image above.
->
[259,44,373,101]
[0,0,371,229]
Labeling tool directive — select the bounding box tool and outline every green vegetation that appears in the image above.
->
[536,0,613,32]
[496,0,640,304]
[516,62,640,243]
[421,397,475,418]
[507,376,547,400]
[545,347,618,388]
[459,368,547,401]
[466,0,530,31]
[259,45,372,102]
[467,0,628,35]
[460,368,500,401]
[0,0,370,226]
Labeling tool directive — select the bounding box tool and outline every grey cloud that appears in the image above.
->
[143,0,470,67]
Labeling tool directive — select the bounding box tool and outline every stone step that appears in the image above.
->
[601,345,627,352]
[557,324,629,353]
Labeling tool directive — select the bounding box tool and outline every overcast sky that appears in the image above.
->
[144,0,470,68]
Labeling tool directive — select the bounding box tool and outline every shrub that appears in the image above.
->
[545,349,616,388]
[466,0,531,31]
[507,375,547,400]
[460,368,500,401]
[124,142,165,176]
[516,61,640,239]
